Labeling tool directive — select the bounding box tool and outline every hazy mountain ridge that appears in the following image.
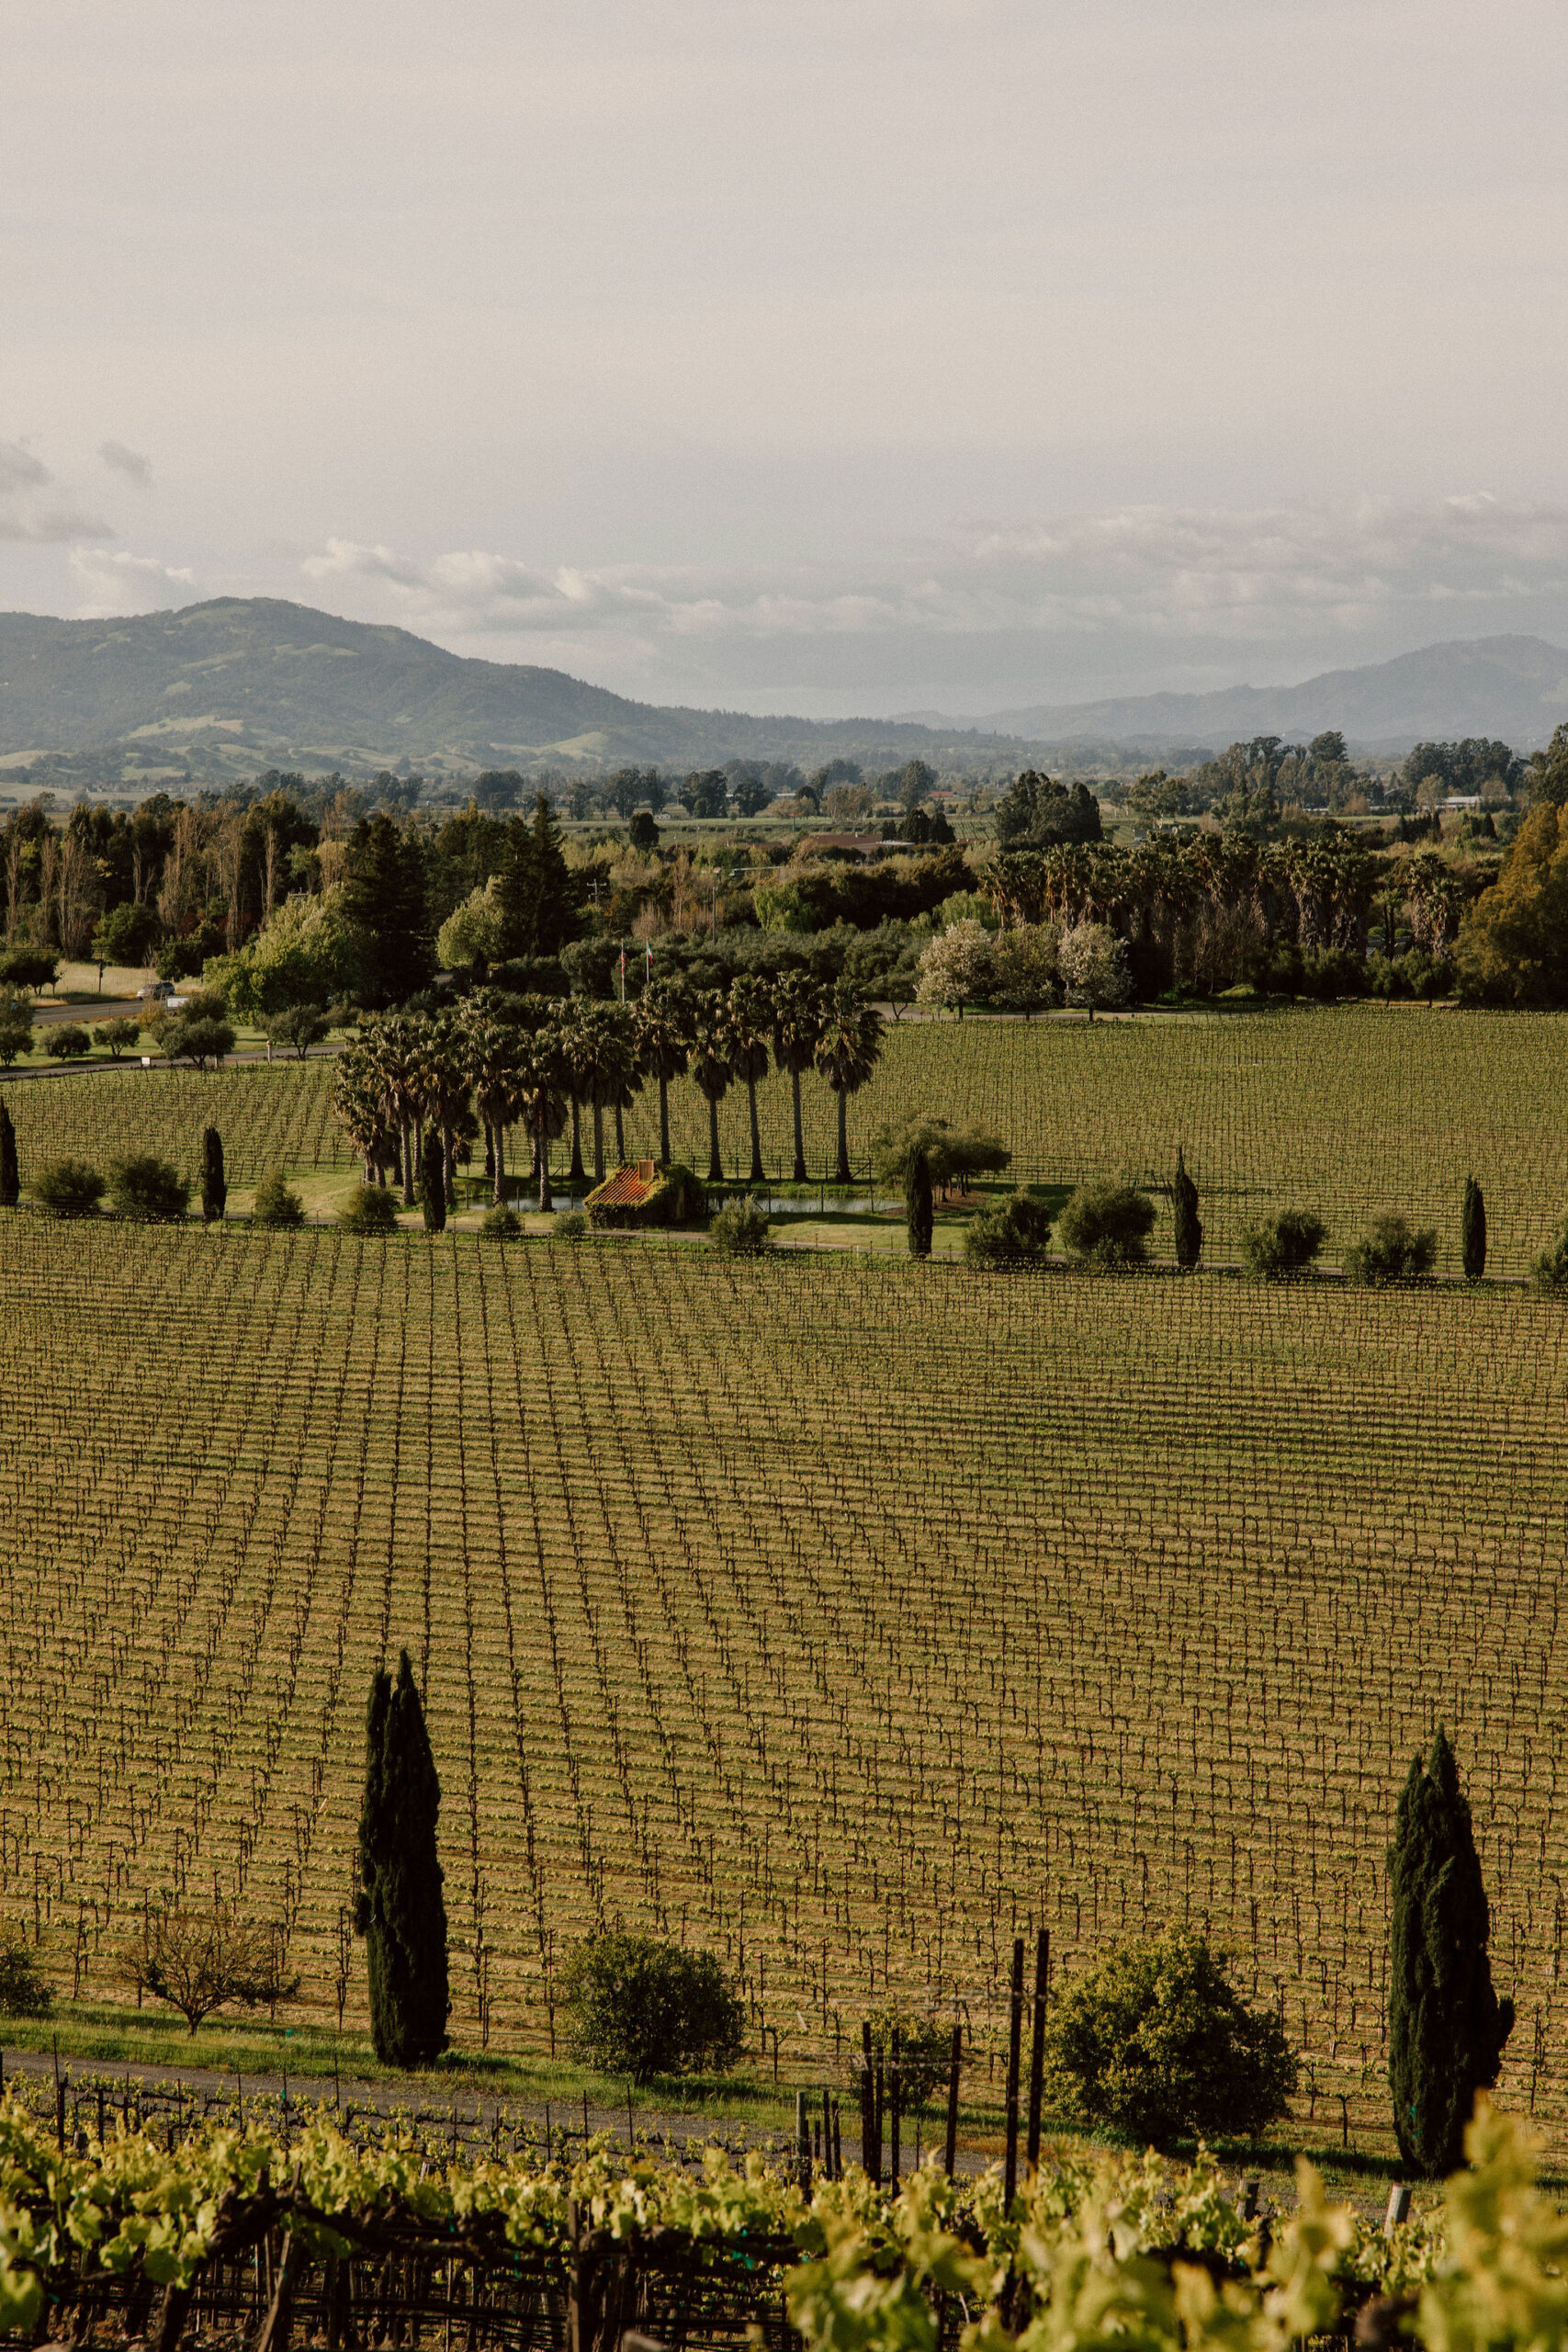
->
[0,598,1029,783]
[979,635,1568,752]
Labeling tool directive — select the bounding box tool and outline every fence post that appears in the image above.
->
[860,2022,874,2183]
[1026,1928,1048,2175]
[944,2022,962,2178]
[889,2029,901,2190]
[795,2089,811,2197]
[1003,1936,1024,2209]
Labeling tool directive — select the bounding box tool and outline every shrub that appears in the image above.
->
[1343,1213,1438,1285]
[480,1204,524,1241]
[559,1932,745,2086]
[32,1159,105,1217]
[1042,1925,1297,2148]
[0,996,33,1067]
[163,1007,235,1069]
[107,1155,190,1222]
[854,2009,955,2111]
[252,1170,305,1229]
[1240,1209,1326,1278]
[1530,1217,1568,1293]
[48,1023,92,1059]
[339,1183,400,1235]
[93,1017,142,1059]
[964,1189,1054,1266]
[0,1924,51,2018]
[710,1194,773,1256]
[1057,1182,1155,1269]
[553,1209,589,1242]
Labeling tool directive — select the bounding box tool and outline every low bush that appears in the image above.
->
[0,1924,51,2018]
[1344,1213,1438,1285]
[553,1209,589,1242]
[1240,1208,1327,1278]
[48,1023,92,1059]
[1042,1925,1297,2147]
[710,1195,773,1256]
[32,1158,105,1217]
[92,1017,142,1059]
[559,1933,745,2085]
[1531,1217,1568,1293]
[107,1155,190,1222]
[252,1170,305,1229]
[479,1204,524,1241]
[338,1183,400,1235]
[1057,1182,1155,1269]
[854,2009,954,2110]
[964,1190,1054,1266]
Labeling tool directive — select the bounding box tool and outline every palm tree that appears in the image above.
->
[410,1014,471,1217]
[463,1018,525,1206]
[631,982,693,1166]
[331,1036,396,1183]
[363,1012,425,1203]
[514,1027,570,1213]
[771,969,826,1182]
[726,975,773,1185]
[687,990,733,1184]
[814,981,884,1186]
[570,1003,637,1183]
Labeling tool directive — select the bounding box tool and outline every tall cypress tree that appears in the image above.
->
[201,1127,226,1225]
[1388,1725,1513,2177]
[497,793,577,959]
[905,1146,933,1259]
[1172,1147,1202,1269]
[1461,1176,1486,1280]
[355,1650,450,2066]
[0,1101,17,1209]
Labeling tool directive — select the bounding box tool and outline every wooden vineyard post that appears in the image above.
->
[889,2028,901,2190]
[860,2021,875,2183]
[822,2086,834,2182]
[873,2059,885,2188]
[944,2022,962,2178]
[1026,1928,1049,2176]
[1003,1935,1023,2209]
[796,2089,812,2195]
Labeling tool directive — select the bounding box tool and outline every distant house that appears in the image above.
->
[803,833,883,859]
[586,1158,660,1212]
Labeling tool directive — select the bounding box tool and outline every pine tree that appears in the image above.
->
[1461,1176,1486,1280]
[1388,1725,1513,2177]
[0,1101,17,1209]
[201,1126,226,1224]
[905,1146,933,1259]
[355,1650,450,2066]
[497,793,577,959]
[1172,1148,1202,1269]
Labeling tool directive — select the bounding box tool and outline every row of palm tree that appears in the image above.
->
[330,978,886,1214]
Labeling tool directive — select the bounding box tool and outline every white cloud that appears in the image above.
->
[69,548,197,617]
[0,439,111,542]
[98,440,153,487]
[299,497,1568,662]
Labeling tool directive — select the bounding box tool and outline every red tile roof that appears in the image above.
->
[586,1159,660,1207]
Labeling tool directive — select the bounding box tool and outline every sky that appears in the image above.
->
[4,0,1568,718]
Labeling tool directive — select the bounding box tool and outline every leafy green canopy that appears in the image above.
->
[1043,1925,1297,2147]
[355,1650,450,2067]
[560,1933,744,2086]
[1388,1727,1514,2177]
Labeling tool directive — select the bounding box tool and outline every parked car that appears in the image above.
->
[136,981,175,1001]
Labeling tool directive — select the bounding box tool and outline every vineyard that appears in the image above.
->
[6,1007,1568,1270]
[4,1217,1568,2154]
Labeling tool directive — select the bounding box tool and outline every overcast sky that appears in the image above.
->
[4,0,1567,716]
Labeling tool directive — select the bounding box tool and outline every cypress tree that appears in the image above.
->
[355,1650,450,2066]
[422,1146,446,1232]
[1172,1147,1202,1269]
[0,1101,17,1209]
[201,1126,226,1225]
[905,1145,933,1259]
[1388,1725,1513,2177]
[1461,1175,1486,1280]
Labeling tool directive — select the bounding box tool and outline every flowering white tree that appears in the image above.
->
[988,922,1062,1019]
[1058,922,1133,1021]
[916,919,994,1020]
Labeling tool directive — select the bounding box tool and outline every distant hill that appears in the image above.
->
[0,597,1028,786]
[980,635,1568,754]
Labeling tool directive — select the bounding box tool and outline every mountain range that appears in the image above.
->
[0,600,1563,791]
[969,634,1568,754]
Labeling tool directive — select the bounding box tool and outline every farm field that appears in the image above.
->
[3,1217,1566,2153]
[6,1006,1568,1271]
